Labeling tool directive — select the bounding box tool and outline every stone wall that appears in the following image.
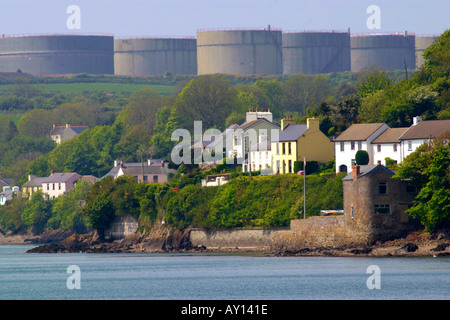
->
[190,228,286,250]
[105,215,139,240]
[271,216,370,253]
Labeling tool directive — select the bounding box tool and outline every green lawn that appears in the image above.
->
[0,82,174,96]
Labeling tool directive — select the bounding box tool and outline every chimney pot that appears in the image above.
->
[352,165,360,181]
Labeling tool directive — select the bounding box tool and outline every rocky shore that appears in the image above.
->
[2,227,449,257]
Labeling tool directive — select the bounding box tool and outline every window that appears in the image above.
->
[351,141,355,150]
[234,136,241,146]
[58,183,61,190]
[282,143,286,155]
[288,142,291,154]
[340,142,344,152]
[358,141,362,150]
[378,182,387,195]
[374,204,390,214]
[153,175,158,183]
[47,184,50,191]
[406,183,417,193]
[408,141,412,151]
[143,175,148,182]
[377,144,381,152]
[276,143,279,155]
[53,184,55,190]
[288,160,292,173]
[393,144,398,152]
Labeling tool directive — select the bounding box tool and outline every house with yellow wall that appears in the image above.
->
[272,117,333,174]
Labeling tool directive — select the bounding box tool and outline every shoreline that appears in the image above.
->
[2,229,449,258]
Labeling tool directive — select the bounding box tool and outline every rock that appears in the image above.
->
[395,243,418,254]
[431,243,449,252]
[350,247,372,255]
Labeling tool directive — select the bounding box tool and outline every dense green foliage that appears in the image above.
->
[79,173,344,233]
[394,132,450,232]
[0,180,92,234]
[355,150,370,165]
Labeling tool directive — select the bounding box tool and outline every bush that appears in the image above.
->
[355,150,369,165]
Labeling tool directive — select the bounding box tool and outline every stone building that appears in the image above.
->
[342,165,419,242]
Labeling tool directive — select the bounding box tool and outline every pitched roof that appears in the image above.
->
[334,123,386,141]
[279,124,308,142]
[342,165,394,181]
[42,173,82,184]
[372,127,408,144]
[238,117,280,131]
[50,125,89,136]
[22,176,49,188]
[399,120,450,140]
[121,165,168,175]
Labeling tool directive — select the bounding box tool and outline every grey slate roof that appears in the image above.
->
[41,173,81,183]
[342,165,394,181]
[279,124,308,142]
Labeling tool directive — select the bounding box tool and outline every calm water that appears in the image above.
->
[0,245,449,300]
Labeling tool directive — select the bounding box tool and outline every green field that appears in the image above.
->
[0,82,174,96]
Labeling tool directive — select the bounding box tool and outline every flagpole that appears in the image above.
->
[303,156,306,219]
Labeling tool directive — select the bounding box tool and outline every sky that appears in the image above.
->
[0,0,448,38]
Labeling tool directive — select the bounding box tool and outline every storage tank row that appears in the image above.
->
[0,31,439,76]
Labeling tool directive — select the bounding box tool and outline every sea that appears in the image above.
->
[0,245,449,301]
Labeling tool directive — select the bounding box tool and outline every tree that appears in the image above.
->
[423,29,450,79]
[283,74,334,116]
[21,191,52,234]
[355,150,369,165]
[394,132,450,232]
[356,68,394,99]
[174,75,238,132]
[17,109,56,138]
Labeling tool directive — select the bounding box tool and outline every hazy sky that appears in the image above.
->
[0,0,448,38]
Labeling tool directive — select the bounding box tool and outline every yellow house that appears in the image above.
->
[272,117,334,174]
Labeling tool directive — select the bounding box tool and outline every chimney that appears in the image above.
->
[50,170,54,175]
[307,117,319,131]
[352,165,360,181]
[114,160,121,167]
[120,162,123,168]
[413,116,422,126]
[161,160,165,168]
[281,116,295,130]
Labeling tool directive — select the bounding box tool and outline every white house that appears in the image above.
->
[371,127,408,166]
[334,123,389,173]
[248,139,272,173]
[398,117,450,161]
[41,172,82,200]
[0,186,19,205]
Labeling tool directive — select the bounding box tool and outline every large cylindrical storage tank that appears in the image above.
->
[0,35,114,75]
[197,29,283,75]
[415,36,438,69]
[282,31,351,74]
[114,37,197,76]
[350,33,416,71]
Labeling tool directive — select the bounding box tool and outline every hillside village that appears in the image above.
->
[0,30,449,253]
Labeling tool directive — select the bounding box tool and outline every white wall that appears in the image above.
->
[372,143,402,165]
